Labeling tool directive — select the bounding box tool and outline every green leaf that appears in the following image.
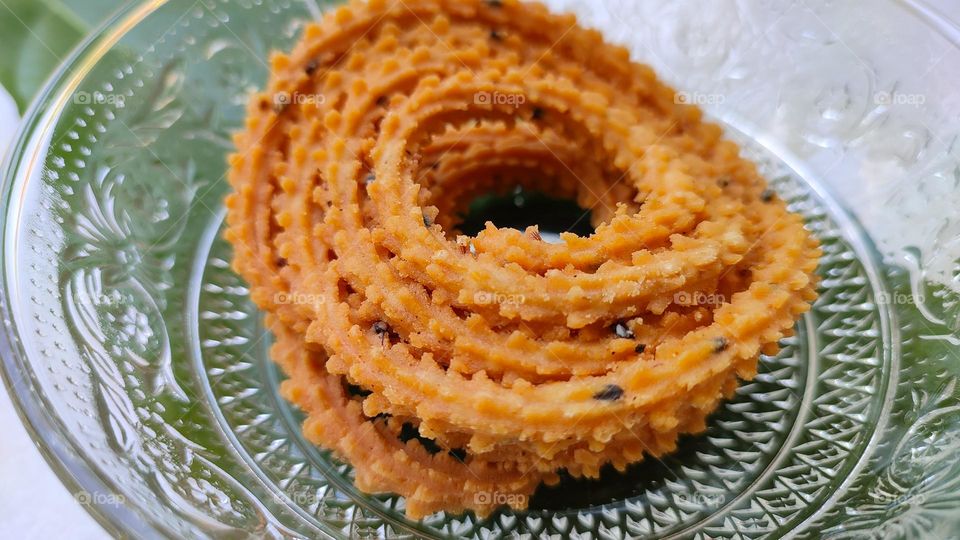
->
[0,0,122,112]
[60,0,126,28]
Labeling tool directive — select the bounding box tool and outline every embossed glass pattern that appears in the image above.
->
[1,0,958,538]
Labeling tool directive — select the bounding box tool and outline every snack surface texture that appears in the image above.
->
[224,0,821,518]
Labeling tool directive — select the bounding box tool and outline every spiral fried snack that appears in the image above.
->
[225,0,821,518]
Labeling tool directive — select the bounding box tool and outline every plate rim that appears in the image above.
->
[0,1,176,538]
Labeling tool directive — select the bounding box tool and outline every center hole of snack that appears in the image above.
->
[457,186,595,242]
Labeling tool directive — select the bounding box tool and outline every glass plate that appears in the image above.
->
[1,0,959,538]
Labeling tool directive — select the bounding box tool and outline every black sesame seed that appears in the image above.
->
[531,107,544,120]
[304,59,319,75]
[364,173,376,184]
[713,336,729,353]
[373,320,389,345]
[490,29,503,41]
[612,322,635,339]
[423,213,433,226]
[635,343,647,354]
[593,384,624,401]
[760,189,776,202]
[718,177,730,188]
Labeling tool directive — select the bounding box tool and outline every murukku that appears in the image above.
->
[225,0,821,518]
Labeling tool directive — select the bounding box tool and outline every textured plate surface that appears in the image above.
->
[1,0,959,539]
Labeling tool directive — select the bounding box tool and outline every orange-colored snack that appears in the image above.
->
[224,0,821,519]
